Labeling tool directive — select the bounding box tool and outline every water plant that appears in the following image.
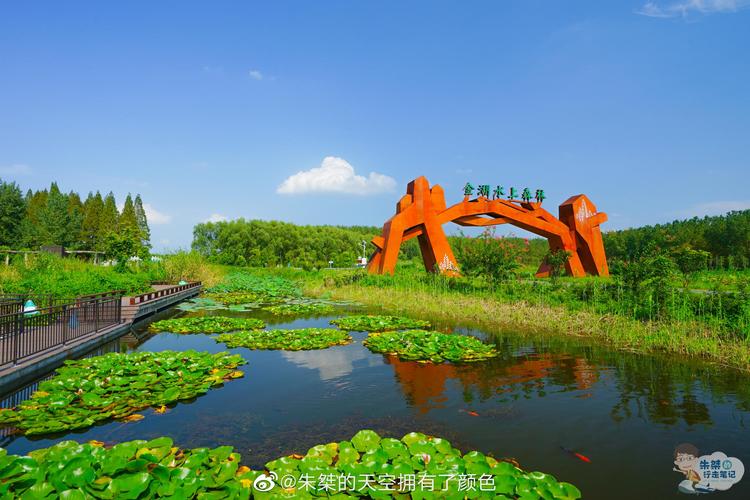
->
[207,272,301,300]
[0,430,581,499]
[262,303,335,316]
[0,437,259,499]
[331,314,431,332]
[204,292,273,306]
[148,316,265,334]
[0,350,245,436]
[364,329,499,363]
[216,328,352,351]
[262,429,581,498]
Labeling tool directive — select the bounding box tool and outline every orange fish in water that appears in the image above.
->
[459,409,480,417]
[560,446,591,463]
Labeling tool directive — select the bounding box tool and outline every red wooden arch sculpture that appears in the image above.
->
[367,176,609,278]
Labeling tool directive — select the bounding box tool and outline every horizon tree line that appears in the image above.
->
[0,179,150,257]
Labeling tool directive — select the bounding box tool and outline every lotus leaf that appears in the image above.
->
[256,430,581,499]
[148,316,265,334]
[262,303,335,316]
[364,329,498,363]
[177,297,260,312]
[207,272,301,301]
[216,328,352,351]
[330,315,431,332]
[0,438,260,499]
[0,350,245,435]
[0,431,583,497]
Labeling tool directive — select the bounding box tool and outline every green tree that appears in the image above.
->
[99,192,119,250]
[0,179,26,247]
[38,183,73,246]
[134,194,150,247]
[453,228,521,285]
[103,226,141,272]
[81,192,104,250]
[66,191,84,248]
[22,189,48,248]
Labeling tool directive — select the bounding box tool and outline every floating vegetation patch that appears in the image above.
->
[207,272,301,301]
[148,316,265,334]
[0,437,260,499]
[0,430,581,499]
[176,297,260,312]
[263,303,336,316]
[365,330,499,363]
[216,328,352,351]
[204,291,272,306]
[0,351,245,435]
[331,314,431,332]
[263,429,581,498]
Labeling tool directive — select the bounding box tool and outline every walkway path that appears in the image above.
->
[0,282,201,392]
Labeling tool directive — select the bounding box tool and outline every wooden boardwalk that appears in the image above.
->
[0,283,201,392]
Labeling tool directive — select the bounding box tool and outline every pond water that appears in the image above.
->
[3,304,750,499]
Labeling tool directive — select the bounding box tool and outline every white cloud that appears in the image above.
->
[636,0,750,17]
[277,156,397,195]
[248,69,263,80]
[143,203,172,225]
[681,200,750,217]
[0,164,32,176]
[205,213,228,223]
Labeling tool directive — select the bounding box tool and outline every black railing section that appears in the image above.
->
[0,294,75,313]
[0,294,122,367]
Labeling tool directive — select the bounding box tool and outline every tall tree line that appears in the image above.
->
[603,210,750,269]
[193,219,378,270]
[0,179,150,253]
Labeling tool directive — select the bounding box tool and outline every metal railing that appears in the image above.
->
[0,294,76,311]
[128,281,201,305]
[0,295,122,367]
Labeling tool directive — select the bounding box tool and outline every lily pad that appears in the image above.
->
[0,431,582,499]
[262,303,336,316]
[0,438,258,499]
[330,315,431,332]
[364,329,498,363]
[148,316,265,334]
[0,350,246,435]
[216,328,352,351]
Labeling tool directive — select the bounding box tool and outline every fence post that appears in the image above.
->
[95,299,99,331]
[14,312,22,365]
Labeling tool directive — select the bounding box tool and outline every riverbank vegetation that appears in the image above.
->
[0,251,225,298]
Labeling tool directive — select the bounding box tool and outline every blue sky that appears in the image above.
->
[1,1,748,251]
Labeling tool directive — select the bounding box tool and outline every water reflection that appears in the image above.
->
[281,344,381,381]
[386,351,601,413]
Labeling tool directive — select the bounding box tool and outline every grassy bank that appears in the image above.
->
[279,267,750,371]
[0,251,225,298]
